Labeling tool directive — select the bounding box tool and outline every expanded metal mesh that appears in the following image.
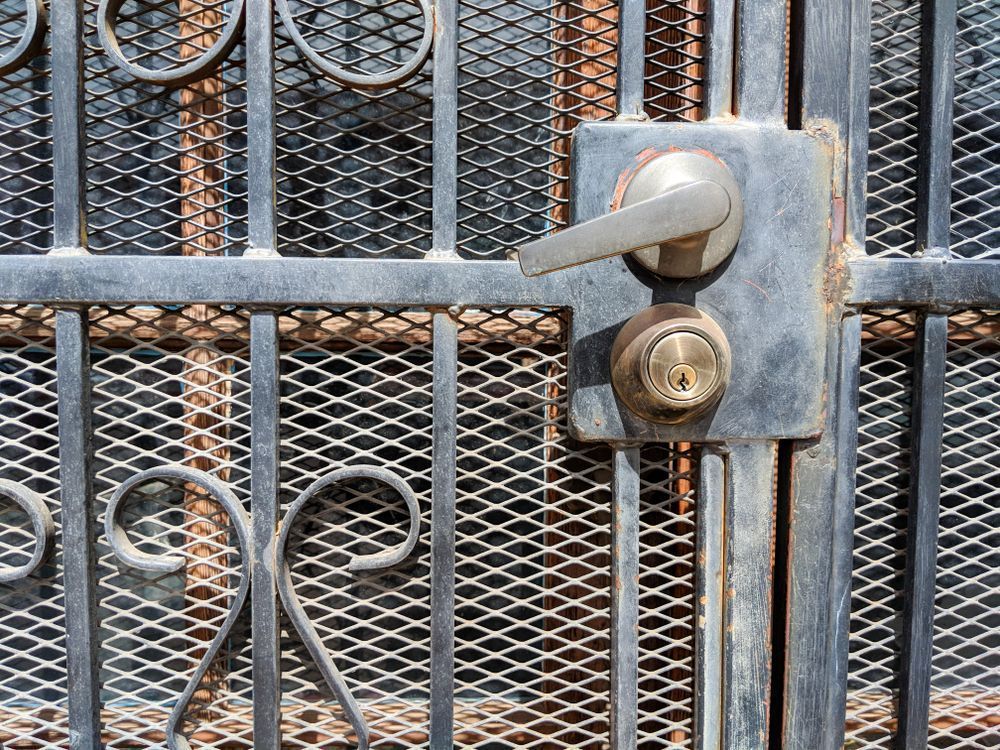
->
[83,2,248,255]
[90,305,254,747]
[845,310,915,748]
[0,2,51,255]
[951,1,999,260]
[643,1,704,122]
[865,0,922,258]
[637,445,698,748]
[276,308,433,746]
[928,310,999,748]
[455,0,618,258]
[275,2,433,258]
[0,306,65,750]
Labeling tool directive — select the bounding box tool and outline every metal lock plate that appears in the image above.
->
[563,121,836,443]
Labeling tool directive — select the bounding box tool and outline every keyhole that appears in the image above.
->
[677,372,690,391]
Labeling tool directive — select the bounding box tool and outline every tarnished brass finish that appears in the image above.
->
[610,303,731,424]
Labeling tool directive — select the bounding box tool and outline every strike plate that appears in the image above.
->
[565,121,836,443]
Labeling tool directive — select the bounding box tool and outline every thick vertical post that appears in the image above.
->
[50,0,86,253]
[610,445,640,750]
[704,0,736,118]
[914,0,957,254]
[734,0,786,122]
[247,0,281,724]
[695,446,725,750]
[56,309,101,748]
[615,0,646,119]
[251,311,281,748]
[722,440,777,749]
[896,311,948,747]
[429,0,458,257]
[429,311,457,748]
[784,312,862,750]
[245,0,277,256]
[821,311,863,750]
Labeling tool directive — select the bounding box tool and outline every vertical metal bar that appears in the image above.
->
[722,440,777,749]
[615,0,646,119]
[429,311,457,748]
[783,312,862,750]
[245,0,278,256]
[914,0,958,253]
[845,0,874,246]
[704,0,736,118]
[251,310,281,749]
[821,311,862,750]
[50,0,86,253]
[695,446,725,750]
[896,311,948,747]
[56,308,101,749]
[610,445,640,750]
[429,0,458,257]
[734,0,786,122]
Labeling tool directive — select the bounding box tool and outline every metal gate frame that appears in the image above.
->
[0,0,997,748]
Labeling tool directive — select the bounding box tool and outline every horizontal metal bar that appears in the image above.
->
[0,257,577,307]
[847,257,1000,308]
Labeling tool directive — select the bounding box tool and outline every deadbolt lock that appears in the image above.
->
[610,303,731,424]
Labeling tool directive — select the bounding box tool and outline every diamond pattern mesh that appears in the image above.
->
[0,2,51,255]
[866,0,922,257]
[845,310,915,747]
[83,3,248,255]
[275,2,433,258]
[456,0,619,258]
[277,308,433,747]
[927,310,999,748]
[950,1,999,260]
[0,307,65,749]
[637,444,698,748]
[644,0,704,122]
[455,309,611,747]
[90,305,254,747]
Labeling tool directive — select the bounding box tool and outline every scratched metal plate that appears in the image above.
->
[565,121,835,443]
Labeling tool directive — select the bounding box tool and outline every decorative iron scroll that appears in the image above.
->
[96,0,246,86]
[0,0,47,77]
[275,0,433,90]
[105,464,251,750]
[0,478,54,583]
[96,0,432,89]
[276,465,421,750]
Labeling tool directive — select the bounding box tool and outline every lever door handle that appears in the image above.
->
[517,151,743,278]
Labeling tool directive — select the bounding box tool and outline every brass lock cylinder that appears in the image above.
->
[610,303,731,424]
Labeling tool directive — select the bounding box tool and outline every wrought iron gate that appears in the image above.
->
[0,0,996,749]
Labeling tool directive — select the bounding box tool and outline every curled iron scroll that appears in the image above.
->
[275,0,433,90]
[96,0,245,86]
[0,0,47,77]
[0,479,54,583]
[105,465,251,750]
[276,466,420,749]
